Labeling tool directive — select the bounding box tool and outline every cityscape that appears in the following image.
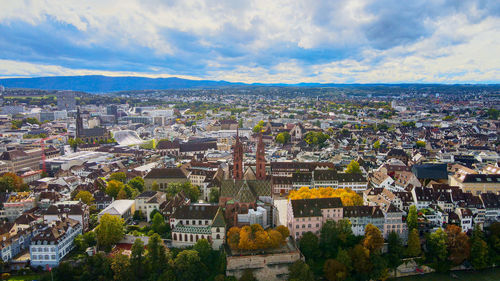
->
[0,1,499,281]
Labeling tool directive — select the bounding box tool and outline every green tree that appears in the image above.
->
[345,160,361,174]
[109,172,127,183]
[416,140,426,148]
[147,234,169,278]
[303,131,330,147]
[193,238,212,264]
[252,120,265,133]
[174,249,206,281]
[406,228,421,257]
[373,140,381,150]
[323,259,348,281]
[68,138,84,152]
[116,188,128,199]
[96,214,124,251]
[151,212,167,235]
[470,225,489,269]
[152,181,160,191]
[298,232,319,263]
[130,239,146,280]
[426,228,449,272]
[74,190,95,206]
[288,260,314,281]
[349,244,371,280]
[487,108,499,120]
[106,180,124,198]
[111,253,131,281]
[320,220,355,258]
[387,231,403,270]
[275,132,291,144]
[209,187,220,203]
[363,224,384,253]
[128,176,145,192]
[239,269,257,281]
[0,172,26,192]
[407,205,418,231]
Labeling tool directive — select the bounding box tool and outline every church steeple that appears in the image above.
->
[76,107,83,138]
[256,132,266,180]
[232,128,243,180]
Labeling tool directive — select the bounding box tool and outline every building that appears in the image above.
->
[449,173,500,195]
[29,218,82,268]
[1,192,36,222]
[287,197,343,239]
[343,206,385,236]
[75,107,111,143]
[0,149,43,173]
[43,201,90,231]
[143,168,188,190]
[98,200,135,222]
[170,204,226,250]
[135,191,166,222]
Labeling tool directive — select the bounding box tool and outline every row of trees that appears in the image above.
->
[288,187,363,206]
[39,237,228,281]
[227,224,290,251]
[152,181,200,202]
[105,172,145,200]
[0,172,28,192]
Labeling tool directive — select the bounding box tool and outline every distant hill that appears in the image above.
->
[0,75,497,93]
[0,75,240,93]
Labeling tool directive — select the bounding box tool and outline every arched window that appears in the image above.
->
[216,234,220,239]
[195,235,199,240]
[184,234,188,241]
[173,233,177,240]
[190,235,193,242]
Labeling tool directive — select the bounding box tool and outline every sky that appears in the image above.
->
[0,0,499,84]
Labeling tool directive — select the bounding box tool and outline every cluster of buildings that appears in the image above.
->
[0,88,498,280]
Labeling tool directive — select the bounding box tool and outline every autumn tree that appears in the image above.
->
[238,226,256,250]
[106,180,124,198]
[268,229,284,248]
[116,188,128,199]
[406,205,418,231]
[445,225,470,265]
[227,227,241,250]
[324,259,348,281]
[276,225,290,239]
[288,187,362,206]
[406,228,421,257]
[345,160,361,174]
[349,244,371,280]
[96,214,124,252]
[0,172,26,192]
[363,224,384,253]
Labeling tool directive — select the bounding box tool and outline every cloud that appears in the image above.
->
[0,0,498,83]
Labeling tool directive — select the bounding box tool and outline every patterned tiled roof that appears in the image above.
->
[172,223,211,235]
[220,179,271,202]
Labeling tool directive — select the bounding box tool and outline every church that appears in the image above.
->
[219,130,274,228]
[75,107,111,143]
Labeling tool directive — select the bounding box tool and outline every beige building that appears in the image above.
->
[144,168,188,190]
[449,174,500,195]
[0,149,43,173]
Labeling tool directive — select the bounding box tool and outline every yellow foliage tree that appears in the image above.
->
[238,226,256,250]
[269,229,284,248]
[288,187,362,206]
[227,227,241,250]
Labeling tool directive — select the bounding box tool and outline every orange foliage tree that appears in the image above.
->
[288,187,363,206]
[227,224,289,250]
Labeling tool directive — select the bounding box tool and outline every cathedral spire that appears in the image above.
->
[256,132,266,180]
[232,128,243,180]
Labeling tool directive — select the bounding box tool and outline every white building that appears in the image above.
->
[98,200,135,222]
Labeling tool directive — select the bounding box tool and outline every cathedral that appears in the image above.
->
[219,129,273,227]
[75,107,111,143]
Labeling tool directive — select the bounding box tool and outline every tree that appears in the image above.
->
[116,188,128,199]
[406,228,421,257]
[68,138,83,152]
[109,172,127,183]
[106,180,124,198]
[96,214,124,251]
[299,232,319,262]
[445,225,470,265]
[165,181,200,201]
[349,245,371,279]
[193,238,212,263]
[324,259,348,281]
[174,249,205,281]
[345,160,361,174]
[133,210,145,221]
[128,176,145,192]
[130,239,146,280]
[0,172,25,192]
[373,140,381,150]
[426,228,449,272]
[209,187,220,203]
[252,120,265,133]
[288,260,314,281]
[407,205,418,231]
[320,220,355,258]
[149,209,161,221]
[152,213,166,234]
[288,187,362,206]
[276,225,290,239]
[470,225,489,269]
[416,140,426,148]
[303,131,330,147]
[74,191,95,206]
[387,231,403,270]
[363,224,384,253]
[111,253,131,281]
[147,234,169,278]
[152,181,159,191]
[275,132,291,144]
